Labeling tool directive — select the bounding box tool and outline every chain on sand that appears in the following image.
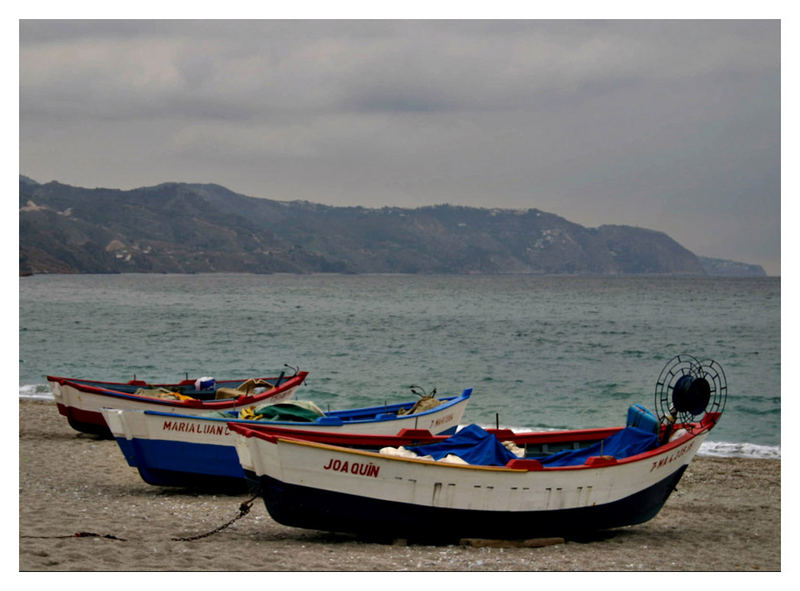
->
[170,496,258,541]
[20,496,258,543]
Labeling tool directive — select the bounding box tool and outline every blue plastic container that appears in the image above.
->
[626,404,659,434]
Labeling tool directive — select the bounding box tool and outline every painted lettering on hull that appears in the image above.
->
[323,458,380,477]
[431,413,454,428]
[161,420,230,436]
[650,440,694,472]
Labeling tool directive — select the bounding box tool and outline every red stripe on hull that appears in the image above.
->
[56,403,111,437]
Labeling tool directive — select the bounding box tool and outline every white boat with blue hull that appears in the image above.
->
[102,388,472,491]
[229,355,727,540]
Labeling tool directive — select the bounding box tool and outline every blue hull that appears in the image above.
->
[246,466,687,541]
[116,437,247,491]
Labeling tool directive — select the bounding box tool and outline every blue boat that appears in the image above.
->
[102,389,472,491]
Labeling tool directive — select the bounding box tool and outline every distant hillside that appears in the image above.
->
[699,256,767,277]
[18,177,763,276]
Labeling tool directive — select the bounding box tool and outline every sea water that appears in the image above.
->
[18,273,780,458]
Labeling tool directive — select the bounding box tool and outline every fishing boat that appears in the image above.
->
[229,355,727,540]
[47,368,308,437]
[101,387,472,490]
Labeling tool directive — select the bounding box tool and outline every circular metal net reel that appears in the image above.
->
[654,354,727,433]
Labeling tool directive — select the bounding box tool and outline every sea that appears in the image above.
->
[18,273,780,459]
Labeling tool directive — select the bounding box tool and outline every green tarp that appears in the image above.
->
[249,400,325,422]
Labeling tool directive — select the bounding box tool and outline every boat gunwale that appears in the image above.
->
[135,390,470,426]
[231,417,715,473]
[48,372,309,409]
[46,375,268,389]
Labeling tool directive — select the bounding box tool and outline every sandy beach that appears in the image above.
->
[18,399,780,572]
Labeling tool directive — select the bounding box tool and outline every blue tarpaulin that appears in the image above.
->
[407,424,659,468]
[537,426,659,467]
[412,424,518,466]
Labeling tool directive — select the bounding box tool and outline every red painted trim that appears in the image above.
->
[489,426,624,445]
[227,423,441,447]
[56,403,105,428]
[48,372,309,410]
[504,458,544,471]
[489,429,517,439]
[395,429,435,438]
[584,455,618,467]
[225,424,621,450]
[47,373,306,390]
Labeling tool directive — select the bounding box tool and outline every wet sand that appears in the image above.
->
[19,399,780,571]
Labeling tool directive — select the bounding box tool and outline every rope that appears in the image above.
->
[19,495,259,543]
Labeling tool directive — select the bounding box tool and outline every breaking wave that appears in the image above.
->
[698,440,780,459]
[19,383,53,400]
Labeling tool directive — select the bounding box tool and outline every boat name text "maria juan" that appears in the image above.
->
[161,420,230,436]
[649,440,694,472]
[323,458,380,477]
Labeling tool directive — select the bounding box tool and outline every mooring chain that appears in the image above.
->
[170,495,258,542]
[20,496,258,543]
[21,532,127,541]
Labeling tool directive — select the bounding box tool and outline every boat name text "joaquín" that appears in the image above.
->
[323,458,381,477]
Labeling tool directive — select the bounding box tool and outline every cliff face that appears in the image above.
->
[18,177,745,276]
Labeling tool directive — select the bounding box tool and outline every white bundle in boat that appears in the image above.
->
[379,446,468,465]
[438,454,468,465]
[502,440,525,457]
[379,445,425,459]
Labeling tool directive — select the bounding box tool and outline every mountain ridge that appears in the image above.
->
[18,177,766,277]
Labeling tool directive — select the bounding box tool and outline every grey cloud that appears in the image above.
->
[19,19,780,274]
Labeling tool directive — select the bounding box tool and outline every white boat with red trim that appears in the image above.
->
[229,355,727,540]
[47,368,309,437]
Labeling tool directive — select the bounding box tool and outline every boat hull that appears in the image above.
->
[249,465,687,540]
[232,423,710,539]
[49,373,307,437]
[128,440,248,492]
[102,391,471,490]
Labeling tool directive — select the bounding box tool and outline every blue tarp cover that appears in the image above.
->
[412,424,517,466]
[408,424,659,468]
[537,426,659,467]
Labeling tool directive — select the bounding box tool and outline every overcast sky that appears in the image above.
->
[19,19,781,274]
